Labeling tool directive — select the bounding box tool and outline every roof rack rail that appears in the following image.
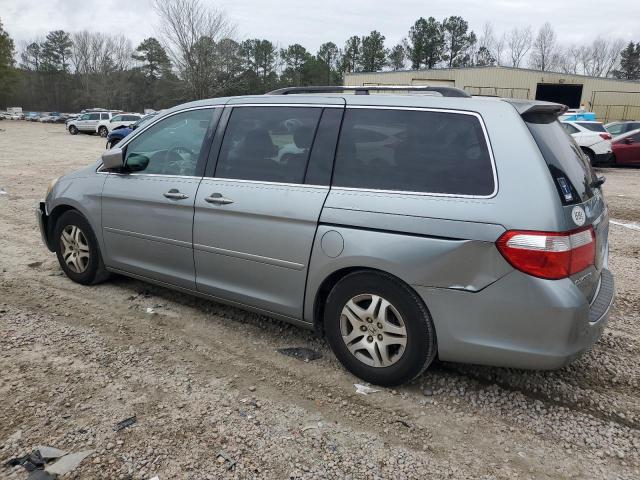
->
[266,85,471,98]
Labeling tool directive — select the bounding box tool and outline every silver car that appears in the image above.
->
[37,86,614,386]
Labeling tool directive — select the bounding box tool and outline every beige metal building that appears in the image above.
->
[344,66,640,122]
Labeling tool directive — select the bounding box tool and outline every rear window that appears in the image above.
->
[577,122,606,132]
[332,108,495,196]
[526,117,597,204]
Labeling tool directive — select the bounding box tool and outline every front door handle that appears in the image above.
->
[205,192,234,205]
[163,189,189,200]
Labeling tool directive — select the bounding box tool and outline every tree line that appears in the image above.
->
[1,0,639,113]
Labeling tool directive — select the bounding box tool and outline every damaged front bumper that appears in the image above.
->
[36,201,55,252]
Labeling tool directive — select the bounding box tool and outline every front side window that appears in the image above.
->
[124,109,213,176]
[80,114,90,120]
[111,115,122,122]
[215,106,322,184]
[332,108,495,196]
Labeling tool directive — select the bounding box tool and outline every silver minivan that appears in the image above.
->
[38,86,614,386]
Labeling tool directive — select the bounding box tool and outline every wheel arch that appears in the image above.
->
[311,266,429,337]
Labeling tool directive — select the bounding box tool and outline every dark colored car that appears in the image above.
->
[106,113,158,149]
[612,129,640,165]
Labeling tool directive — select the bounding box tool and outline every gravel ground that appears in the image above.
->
[0,121,639,479]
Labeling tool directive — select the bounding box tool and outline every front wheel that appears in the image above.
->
[54,210,110,285]
[98,126,108,138]
[324,271,437,386]
[68,125,78,135]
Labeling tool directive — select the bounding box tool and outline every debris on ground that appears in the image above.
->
[27,261,42,268]
[5,450,45,471]
[610,219,640,231]
[145,307,156,314]
[216,450,236,471]
[45,450,93,476]
[5,446,92,478]
[277,347,322,362]
[0,187,7,195]
[354,384,380,395]
[113,415,137,431]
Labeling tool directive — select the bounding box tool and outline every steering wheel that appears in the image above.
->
[161,146,196,174]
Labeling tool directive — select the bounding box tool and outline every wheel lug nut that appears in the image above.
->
[367,336,373,342]
[377,334,383,341]
[377,323,383,329]
[366,318,372,323]
[360,325,367,332]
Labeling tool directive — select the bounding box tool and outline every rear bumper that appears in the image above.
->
[416,268,614,370]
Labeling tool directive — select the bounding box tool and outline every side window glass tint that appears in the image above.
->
[111,115,122,122]
[124,109,213,176]
[215,106,321,184]
[333,109,495,196]
[88,113,99,120]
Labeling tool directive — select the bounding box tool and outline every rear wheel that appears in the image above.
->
[98,126,108,138]
[581,147,596,166]
[68,125,78,135]
[324,271,437,386]
[54,210,110,285]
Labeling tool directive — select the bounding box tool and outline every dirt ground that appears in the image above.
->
[0,121,638,479]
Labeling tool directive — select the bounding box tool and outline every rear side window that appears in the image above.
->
[101,113,110,120]
[87,113,99,120]
[332,108,495,196]
[562,123,579,134]
[577,122,606,132]
[215,106,321,184]
[526,117,596,204]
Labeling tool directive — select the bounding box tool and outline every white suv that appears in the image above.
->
[98,113,142,137]
[67,112,114,136]
[561,121,612,165]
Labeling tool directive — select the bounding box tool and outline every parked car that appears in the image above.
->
[99,113,143,137]
[605,121,640,137]
[105,113,159,149]
[26,112,40,122]
[37,86,613,386]
[67,111,114,135]
[611,128,640,165]
[561,121,612,165]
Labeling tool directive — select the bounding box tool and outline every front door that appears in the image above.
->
[193,104,343,318]
[101,107,219,289]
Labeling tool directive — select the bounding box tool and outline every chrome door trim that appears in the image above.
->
[199,177,329,190]
[193,243,306,270]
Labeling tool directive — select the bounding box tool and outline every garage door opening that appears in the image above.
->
[535,84,583,108]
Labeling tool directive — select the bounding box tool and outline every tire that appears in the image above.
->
[98,126,108,138]
[54,210,110,285]
[609,154,617,167]
[68,125,78,135]
[324,271,437,386]
[581,148,596,166]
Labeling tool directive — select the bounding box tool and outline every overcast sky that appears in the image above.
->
[1,0,639,53]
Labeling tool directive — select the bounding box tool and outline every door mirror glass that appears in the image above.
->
[102,147,124,170]
[126,154,150,172]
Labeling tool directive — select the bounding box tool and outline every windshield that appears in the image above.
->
[135,114,158,129]
[526,117,597,204]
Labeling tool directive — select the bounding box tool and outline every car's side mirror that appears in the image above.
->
[624,137,635,145]
[102,147,124,170]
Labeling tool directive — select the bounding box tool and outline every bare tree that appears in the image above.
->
[505,26,532,67]
[477,22,504,65]
[153,0,236,99]
[530,23,559,72]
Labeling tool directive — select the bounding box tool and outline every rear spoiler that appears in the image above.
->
[503,99,568,121]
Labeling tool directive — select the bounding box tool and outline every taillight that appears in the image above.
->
[599,133,612,140]
[496,227,595,280]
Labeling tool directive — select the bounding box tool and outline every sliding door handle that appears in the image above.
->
[163,189,189,200]
[204,193,234,205]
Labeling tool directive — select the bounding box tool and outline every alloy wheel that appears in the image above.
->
[59,225,90,273]
[339,294,407,368]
